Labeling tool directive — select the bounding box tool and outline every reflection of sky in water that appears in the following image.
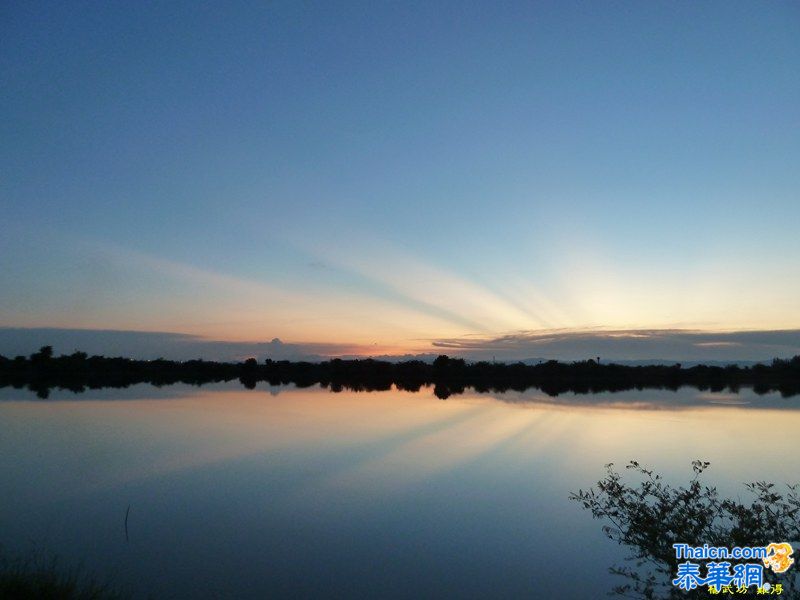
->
[1,384,799,598]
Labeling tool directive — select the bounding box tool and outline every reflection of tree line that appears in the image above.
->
[572,461,800,598]
[2,347,800,399]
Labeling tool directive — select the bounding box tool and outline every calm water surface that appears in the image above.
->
[1,384,798,598]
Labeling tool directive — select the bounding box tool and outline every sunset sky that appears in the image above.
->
[2,1,799,360]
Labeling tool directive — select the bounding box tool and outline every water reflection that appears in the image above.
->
[3,381,800,412]
[0,384,799,598]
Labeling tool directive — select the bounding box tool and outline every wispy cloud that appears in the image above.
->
[286,231,563,334]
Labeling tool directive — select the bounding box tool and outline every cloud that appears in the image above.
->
[0,328,369,362]
[3,326,800,364]
[431,328,800,362]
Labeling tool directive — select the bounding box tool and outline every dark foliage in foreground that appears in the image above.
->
[571,462,800,598]
[0,550,126,600]
[1,347,800,399]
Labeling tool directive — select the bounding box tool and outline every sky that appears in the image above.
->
[2,1,799,361]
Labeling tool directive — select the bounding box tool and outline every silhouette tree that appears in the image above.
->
[1,349,799,399]
[571,461,800,598]
[30,345,53,365]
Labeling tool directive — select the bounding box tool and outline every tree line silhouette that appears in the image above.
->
[2,346,800,399]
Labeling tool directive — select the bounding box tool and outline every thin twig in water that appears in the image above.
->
[124,504,130,543]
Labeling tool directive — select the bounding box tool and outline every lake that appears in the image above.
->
[1,383,798,598]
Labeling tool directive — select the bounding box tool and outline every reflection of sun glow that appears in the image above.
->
[309,405,545,492]
[3,385,800,509]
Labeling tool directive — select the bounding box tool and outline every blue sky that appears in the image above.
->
[2,1,799,359]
